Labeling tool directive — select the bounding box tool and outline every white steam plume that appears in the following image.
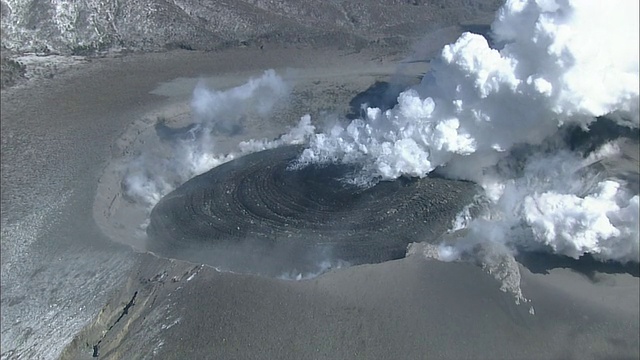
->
[298,0,640,262]
[191,69,291,130]
[123,70,314,209]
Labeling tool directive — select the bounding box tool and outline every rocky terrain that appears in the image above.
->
[1,0,500,88]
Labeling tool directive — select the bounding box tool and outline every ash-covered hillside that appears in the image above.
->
[1,0,500,55]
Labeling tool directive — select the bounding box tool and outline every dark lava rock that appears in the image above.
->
[147,145,480,276]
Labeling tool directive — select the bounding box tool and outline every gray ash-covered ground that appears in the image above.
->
[1,0,500,54]
[0,0,500,88]
[2,1,638,360]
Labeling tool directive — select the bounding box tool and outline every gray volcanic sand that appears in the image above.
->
[106,258,639,360]
[2,38,638,360]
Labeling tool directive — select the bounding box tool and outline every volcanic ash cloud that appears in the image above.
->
[298,0,640,262]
